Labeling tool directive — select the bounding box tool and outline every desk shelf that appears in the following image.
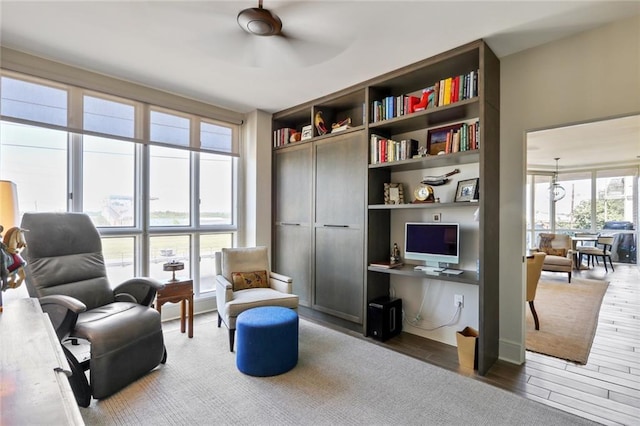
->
[367,264,479,285]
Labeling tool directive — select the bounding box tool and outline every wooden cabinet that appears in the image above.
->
[272,39,499,375]
[313,132,366,322]
[273,144,313,306]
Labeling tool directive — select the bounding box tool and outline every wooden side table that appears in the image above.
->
[156,278,194,338]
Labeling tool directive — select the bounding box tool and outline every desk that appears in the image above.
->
[156,278,194,338]
[0,298,84,425]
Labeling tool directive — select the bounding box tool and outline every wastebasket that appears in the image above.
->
[456,326,478,369]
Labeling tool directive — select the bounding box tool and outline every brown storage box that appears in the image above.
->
[456,326,478,369]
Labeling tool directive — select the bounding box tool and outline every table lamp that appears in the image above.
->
[0,180,19,313]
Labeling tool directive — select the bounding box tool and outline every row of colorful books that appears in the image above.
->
[273,127,296,147]
[370,135,419,164]
[371,69,479,123]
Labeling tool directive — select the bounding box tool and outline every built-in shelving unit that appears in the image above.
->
[272,39,499,375]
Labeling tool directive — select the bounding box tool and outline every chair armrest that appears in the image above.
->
[269,271,293,294]
[215,275,233,317]
[38,295,86,341]
[114,277,165,307]
[216,275,233,299]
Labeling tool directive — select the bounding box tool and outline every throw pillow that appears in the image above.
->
[544,248,567,257]
[231,270,269,291]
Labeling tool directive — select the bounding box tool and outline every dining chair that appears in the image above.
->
[573,233,599,267]
[577,236,615,272]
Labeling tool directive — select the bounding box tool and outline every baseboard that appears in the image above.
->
[499,338,525,365]
[159,295,216,322]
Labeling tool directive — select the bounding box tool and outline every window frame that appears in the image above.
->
[0,71,240,298]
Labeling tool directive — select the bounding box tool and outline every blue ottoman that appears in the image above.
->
[236,306,298,376]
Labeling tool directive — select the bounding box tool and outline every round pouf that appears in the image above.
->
[236,306,298,376]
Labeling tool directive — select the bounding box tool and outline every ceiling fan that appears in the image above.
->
[181,0,353,69]
[237,0,283,37]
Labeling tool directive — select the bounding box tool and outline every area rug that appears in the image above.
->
[79,315,594,425]
[526,278,609,364]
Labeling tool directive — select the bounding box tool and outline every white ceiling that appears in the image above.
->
[1,1,639,170]
[527,114,640,171]
[1,0,639,115]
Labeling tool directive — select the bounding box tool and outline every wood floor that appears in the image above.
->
[304,262,640,425]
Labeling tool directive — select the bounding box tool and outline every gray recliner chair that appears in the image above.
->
[21,212,166,407]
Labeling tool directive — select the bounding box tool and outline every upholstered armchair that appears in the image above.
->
[526,252,546,330]
[21,212,166,407]
[215,246,298,351]
[532,233,574,283]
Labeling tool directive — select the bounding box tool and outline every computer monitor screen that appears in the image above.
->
[404,222,459,269]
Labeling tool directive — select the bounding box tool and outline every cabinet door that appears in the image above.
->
[273,145,312,306]
[313,131,366,322]
[315,132,366,226]
[314,226,364,322]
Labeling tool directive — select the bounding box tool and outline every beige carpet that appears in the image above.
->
[526,278,609,364]
[79,316,595,425]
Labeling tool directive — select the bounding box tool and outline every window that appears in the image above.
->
[0,72,239,298]
[83,94,135,138]
[1,76,67,126]
[102,237,135,285]
[149,146,191,227]
[0,121,68,213]
[199,233,233,294]
[150,109,190,147]
[83,136,136,227]
[149,235,191,281]
[554,171,591,232]
[200,152,233,226]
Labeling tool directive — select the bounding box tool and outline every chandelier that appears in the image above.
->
[550,157,566,202]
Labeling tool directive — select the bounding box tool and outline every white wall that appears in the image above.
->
[499,15,640,363]
[240,110,273,250]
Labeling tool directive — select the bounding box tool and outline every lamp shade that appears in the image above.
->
[0,180,19,231]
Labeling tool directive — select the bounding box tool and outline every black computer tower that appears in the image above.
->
[367,297,402,341]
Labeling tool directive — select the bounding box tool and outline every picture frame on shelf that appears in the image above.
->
[455,178,479,202]
[301,124,313,140]
[384,183,404,205]
[427,123,461,155]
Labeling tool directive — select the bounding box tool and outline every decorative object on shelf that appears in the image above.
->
[301,124,313,140]
[384,183,404,205]
[455,178,479,202]
[390,242,401,264]
[289,131,301,143]
[314,111,327,135]
[414,145,428,158]
[550,157,566,202]
[331,117,352,133]
[408,87,436,113]
[413,183,436,203]
[421,168,460,186]
[163,260,184,282]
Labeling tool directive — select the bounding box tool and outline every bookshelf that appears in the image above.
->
[272,39,499,375]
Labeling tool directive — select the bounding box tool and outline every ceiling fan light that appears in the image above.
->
[247,20,273,35]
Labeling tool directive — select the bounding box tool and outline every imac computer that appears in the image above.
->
[405,222,459,274]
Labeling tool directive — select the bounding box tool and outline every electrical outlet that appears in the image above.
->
[454,294,464,308]
[433,213,441,222]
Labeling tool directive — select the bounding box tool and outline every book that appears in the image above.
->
[369,261,403,269]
